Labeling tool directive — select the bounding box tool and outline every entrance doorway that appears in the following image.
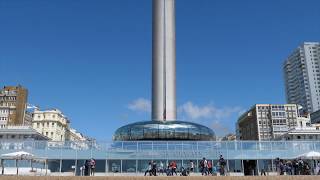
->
[243,160,257,176]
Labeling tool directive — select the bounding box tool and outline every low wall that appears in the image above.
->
[0,176,319,180]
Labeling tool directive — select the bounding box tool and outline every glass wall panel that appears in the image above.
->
[182,142,197,151]
[153,142,167,151]
[3,160,15,168]
[48,159,60,173]
[123,142,137,151]
[175,127,188,139]
[242,142,257,150]
[61,160,75,173]
[189,127,200,140]
[122,160,136,173]
[168,142,182,151]
[76,160,86,176]
[130,127,143,140]
[17,160,30,168]
[138,160,150,173]
[143,124,159,139]
[159,125,172,139]
[138,142,153,151]
[95,160,106,173]
[108,160,121,173]
[31,160,45,169]
[110,142,123,150]
[258,159,273,173]
[228,160,242,172]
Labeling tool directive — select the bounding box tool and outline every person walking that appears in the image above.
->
[84,160,90,176]
[316,161,320,175]
[298,159,304,175]
[219,155,226,176]
[208,160,213,175]
[159,161,164,175]
[189,160,194,173]
[171,161,177,176]
[152,161,157,176]
[166,164,171,176]
[80,164,85,176]
[200,157,208,176]
[90,158,96,176]
[144,162,152,176]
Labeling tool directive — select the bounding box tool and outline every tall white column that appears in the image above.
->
[152,0,176,121]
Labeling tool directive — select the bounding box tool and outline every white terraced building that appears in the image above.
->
[283,42,320,113]
[32,108,70,141]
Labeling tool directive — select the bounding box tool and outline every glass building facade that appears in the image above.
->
[113,121,216,141]
[1,140,320,175]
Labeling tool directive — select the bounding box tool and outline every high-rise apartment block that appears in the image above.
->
[0,85,29,128]
[237,104,302,140]
[284,42,320,113]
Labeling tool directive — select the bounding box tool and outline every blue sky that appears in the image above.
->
[1,0,320,140]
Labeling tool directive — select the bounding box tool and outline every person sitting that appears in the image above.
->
[180,167,189,176]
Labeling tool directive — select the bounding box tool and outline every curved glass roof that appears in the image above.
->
[113,121,216,141]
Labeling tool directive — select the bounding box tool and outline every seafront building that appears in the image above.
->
[32,108,90,145]
[32,109,70,141]
[66,128,87,142]
[221,134,237,141]
[237,104,303,140]
[0,85,30,128]
[283,42,320,113]
[0,126,49,141]
[311,109,320,123]
[278,126,320,140]
[0,85,89,143]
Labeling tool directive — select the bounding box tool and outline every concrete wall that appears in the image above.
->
[0,176,320,180]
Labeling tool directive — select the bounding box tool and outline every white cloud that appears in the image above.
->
[128,98,151,113]
[178,101,245,136]
[211,120,231,135]
[179,102,213,119]
[179,101,244,120]
[127,99,244,136]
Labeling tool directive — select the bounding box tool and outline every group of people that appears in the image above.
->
[144,160,178,176]
[144,155,227,176]
[199,155,227,176]
[275,158,320,175]
[80,158,96,176]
